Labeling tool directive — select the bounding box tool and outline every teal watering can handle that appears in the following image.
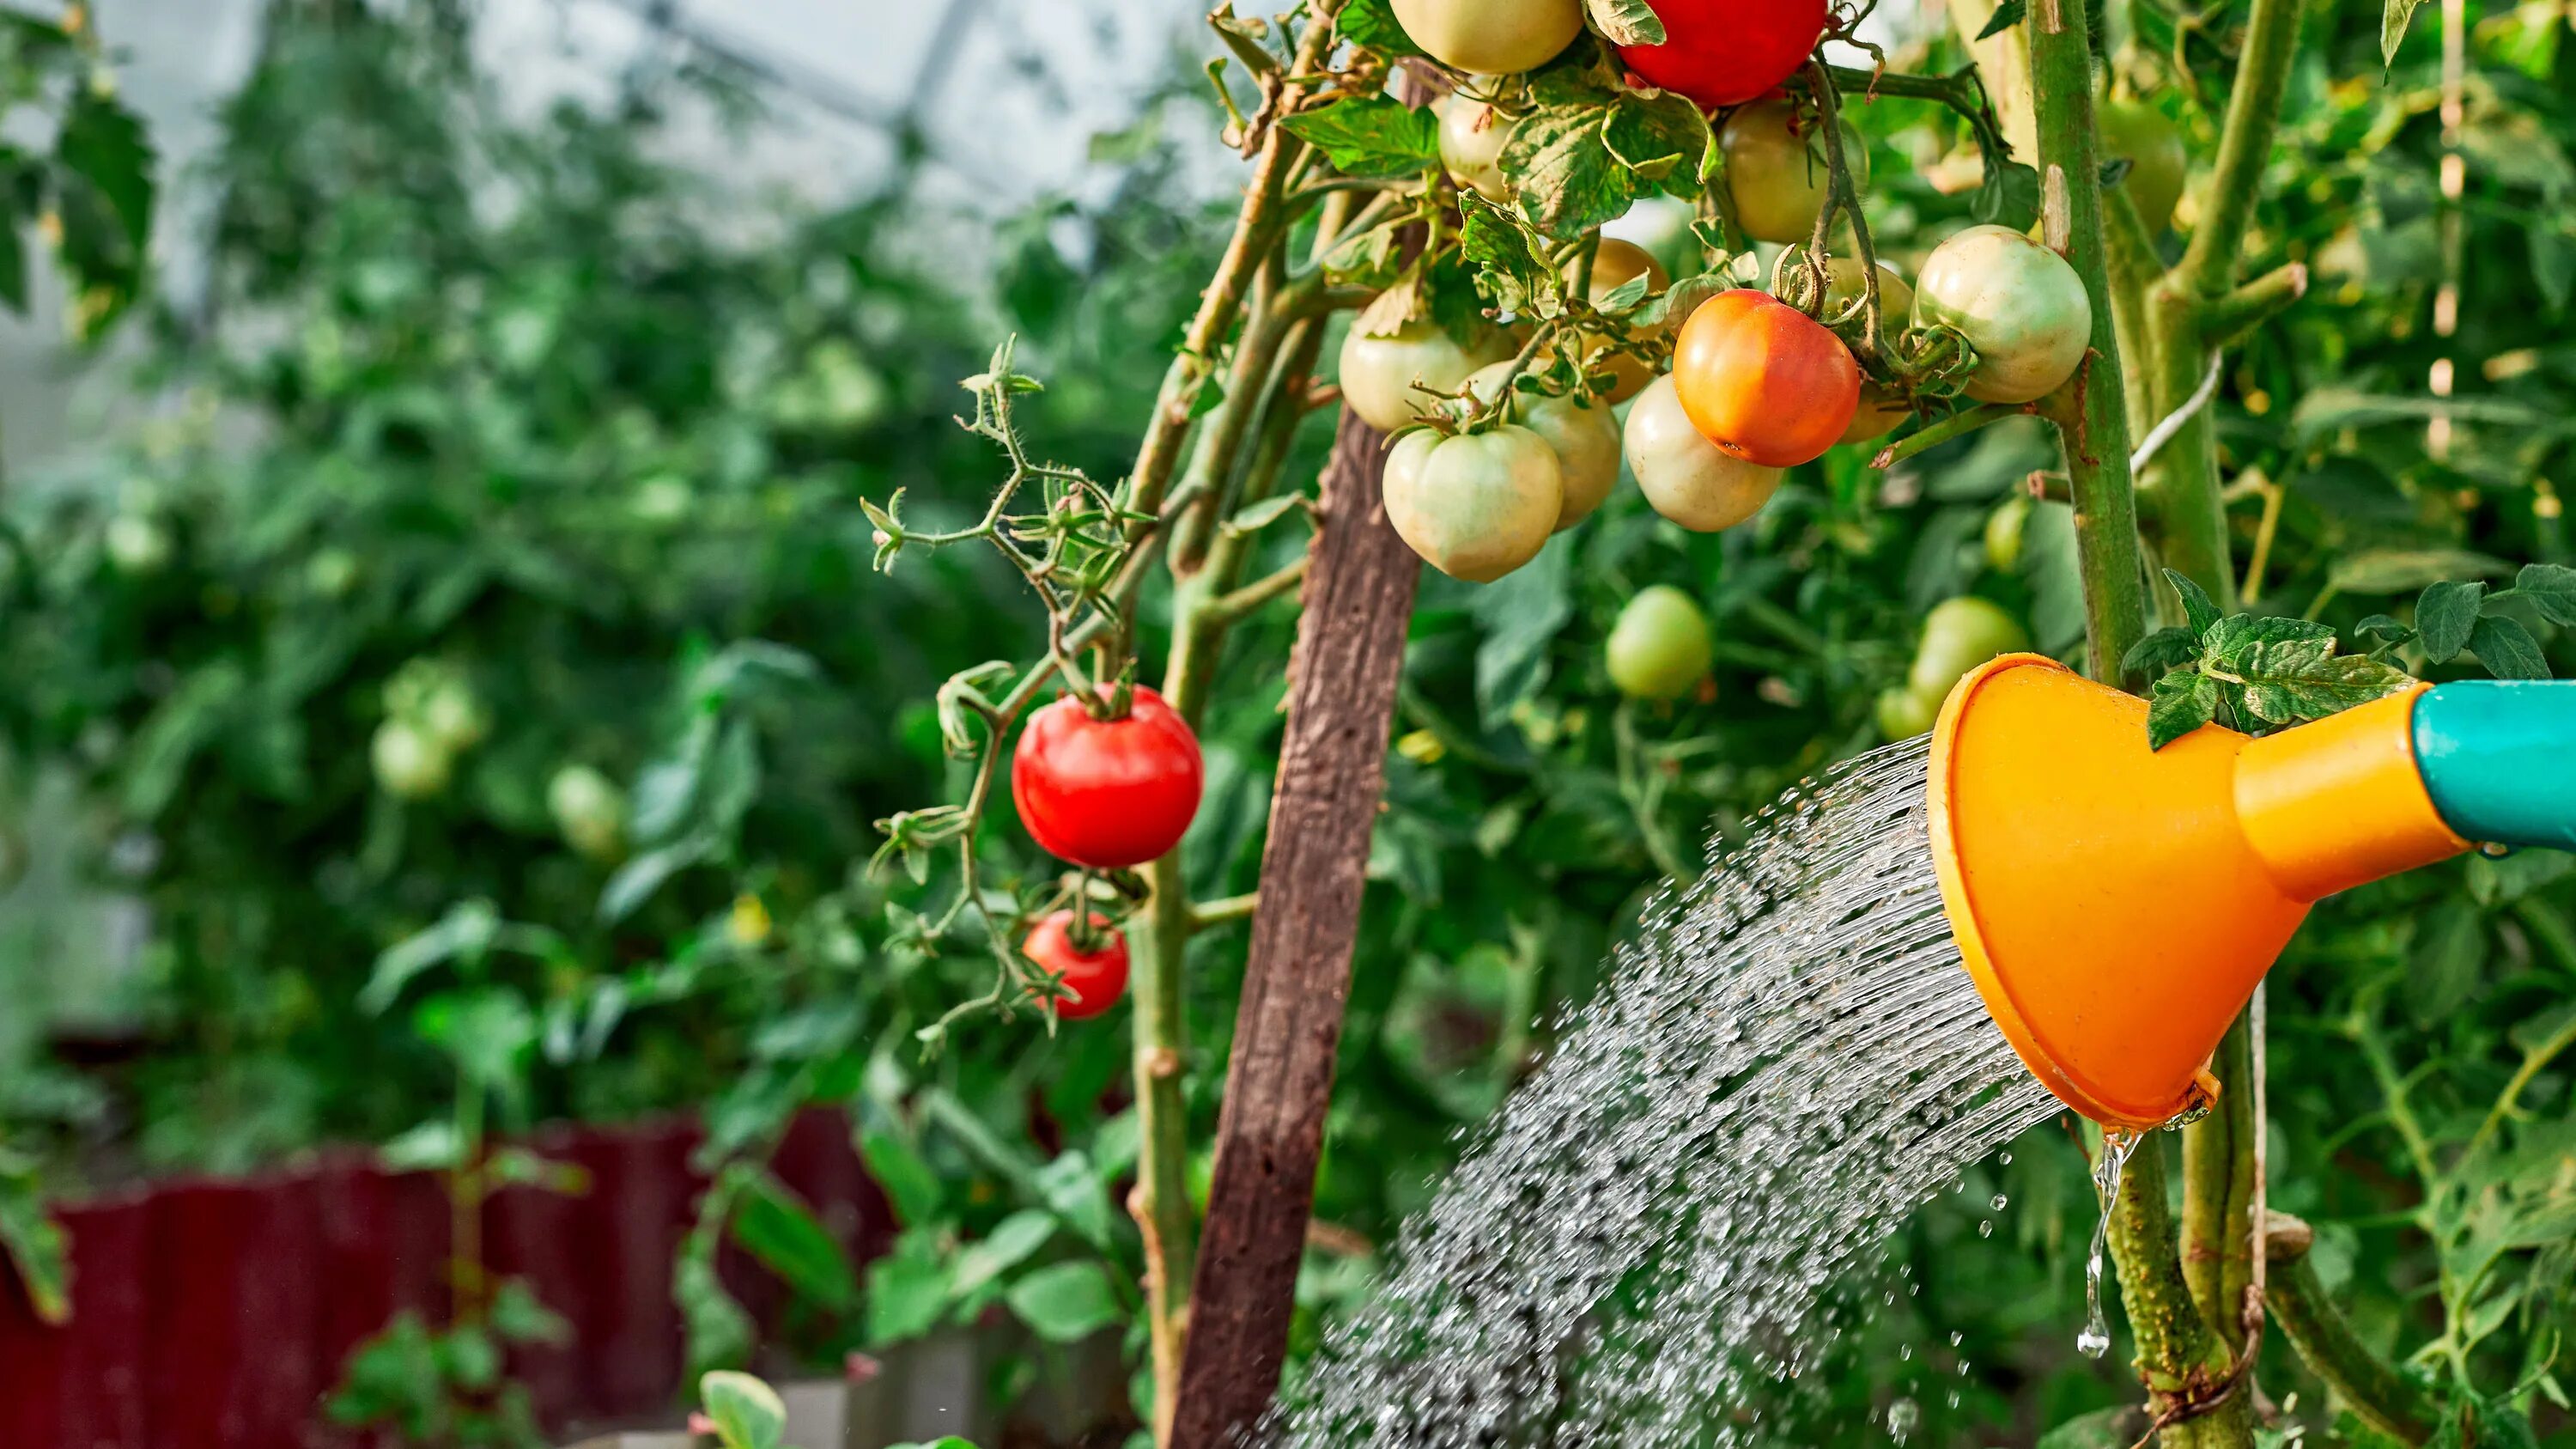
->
[2415,681,2576,851]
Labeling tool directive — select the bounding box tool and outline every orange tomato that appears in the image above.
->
[1669,290,1860,468]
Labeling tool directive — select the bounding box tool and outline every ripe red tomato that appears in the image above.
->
[1012,686,1204,869]
[1669,289,1860,468]
[1024,911,1131,1020]
[1619,0,1829,110]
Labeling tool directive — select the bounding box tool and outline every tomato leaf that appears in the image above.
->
[1279,94,1437,179]
[1978,0,2029,40]
[2120,625,2199,678]
[1005,1260,1124,1344]
[2383,0,2430,68]
[2165,567,2224,637]
[1503,105,1640,240]
[1458,193,1556,317]
[2470,614,2553,679]
[1584,0,1665,46]
[2147,671,2219,752]
[2415,579,2487,663]
[1971,158,2042,232]
[731,1172,858,1311]
[2515,562,2576,625]
[1601,90,1709,192]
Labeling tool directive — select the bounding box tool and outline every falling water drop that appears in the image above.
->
[1990,1193,2008,1212]
[2076,1129,2142,1360]
[1886,1397,1920,1445]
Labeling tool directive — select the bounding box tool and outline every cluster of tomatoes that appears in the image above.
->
[1007,686,1206,1020]
[1351,0,2103,590]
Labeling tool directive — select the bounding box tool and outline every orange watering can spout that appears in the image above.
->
[1927,654,2477,1131]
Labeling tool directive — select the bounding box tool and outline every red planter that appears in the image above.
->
[0,1111,890,1448]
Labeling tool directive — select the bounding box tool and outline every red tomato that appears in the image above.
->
[1012,685,1204,869]
[1619,0,1829,110]
[1024,911,1132,1020]
[1669,289,1860,468]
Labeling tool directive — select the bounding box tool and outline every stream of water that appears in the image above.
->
[1268,738,2062,1446]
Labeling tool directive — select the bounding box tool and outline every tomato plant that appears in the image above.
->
[1567,238,1668,404]
[1022,912,1131,1021]
[1671,289,1861,467]
[1382,424,1565,581]
[2098,100,2188,235]
[1011,689,1206,871]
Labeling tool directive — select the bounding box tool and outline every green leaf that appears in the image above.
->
[488,1279,570,1345]
[865,1234,954,1345]
[361,899,501,1014]
[2470,614,2553,679]
[1584,0,1665,46]
[732,1173,858,1311]
[1601,90,1710,192]
[2328,548,2514,595]
[2383,0,2430,67]
[2147,671,2220,751]
[0,1165,69,1326]
[2410,898,2485,1026]
[2416,580,2487,663]
[1473,537,1574,732]
[700,1371,789,1449]
[1971,159,2042,232]
[2353,614,2415,648]
[1457,193,1555,317]
[1980,0,2030,40]
[1334,0,1422,56]
[1279,95,1438,179]
[1502,105,1641,241]
[2228,638,2414,728]
[412,989,537,1098]
[2516,563,2576,626]
[2166,568,2223,637]
[949,1209,1058,1300]
[858,1126,945,1227]
[1004,1260,1124,1344]
[2121,625,2200,678]
[1036,1150,1120,1251]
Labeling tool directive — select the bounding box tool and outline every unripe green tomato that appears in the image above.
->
[104,513,172,575]
[1391,0,1583,76]
[548,764,628,861]
[1382,425,1564,583]
[373,719,454,801]
[2098,100,2189,235]
[1621,374,1785,533]
[1875,684,1940,740]
[1907,596,2032,703]
[1463,362,1620,531]
[417,677,490,754]
[1984,494,2032,574]
[1721,98,1869,246]
[1338,319,1513,434]
[1437,91,1514,203]
[305,547,361,599]
[1913,225,2093,405]
[1607,586,1715,701]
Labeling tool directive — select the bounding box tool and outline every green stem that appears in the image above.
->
[2027,0,2150,687]
[2180,1018,2256,1353]
[2264,1215,2440,1446]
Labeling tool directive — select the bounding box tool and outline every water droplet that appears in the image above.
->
[1978,1219,1993,1237]
[1990,1193,2008,1212]
[1886,1397,1920,1445]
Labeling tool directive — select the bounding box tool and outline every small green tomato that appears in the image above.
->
[372,719,454,801]
[1607,586,1715,702]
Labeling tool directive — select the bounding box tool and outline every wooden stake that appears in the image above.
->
[1167,409,1420,1447]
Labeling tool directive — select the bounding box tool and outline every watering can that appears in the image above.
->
[1928,654,2576,1131]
